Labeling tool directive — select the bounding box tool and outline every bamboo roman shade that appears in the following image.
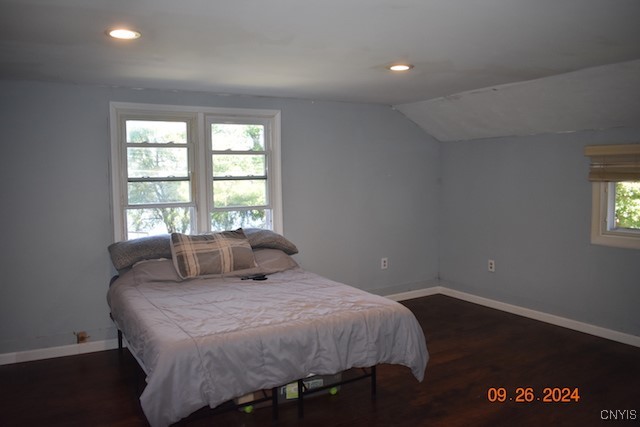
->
[584,144,640,182]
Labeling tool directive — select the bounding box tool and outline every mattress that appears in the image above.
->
[107,256,428,426]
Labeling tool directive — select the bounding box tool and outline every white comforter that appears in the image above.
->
[108,260,428,426]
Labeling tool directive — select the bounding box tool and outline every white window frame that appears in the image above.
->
[591,182,640,250]
[110,102,282,241]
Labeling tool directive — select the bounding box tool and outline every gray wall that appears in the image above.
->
[439,128,640,337]
[2,79,638,355]
[0,80,440,353]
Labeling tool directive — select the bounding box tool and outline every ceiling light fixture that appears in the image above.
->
[388,64,414,72]
[108,28,141,40]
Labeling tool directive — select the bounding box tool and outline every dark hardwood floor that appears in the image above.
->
[1,295,639,426]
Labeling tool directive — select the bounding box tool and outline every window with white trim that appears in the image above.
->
[110,102,282,241]
[585,144,640,250]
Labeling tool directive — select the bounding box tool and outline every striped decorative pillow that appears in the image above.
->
[170,229,257,279]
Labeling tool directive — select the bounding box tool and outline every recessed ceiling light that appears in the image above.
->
[108,28,141,40]
[388,64,414,72]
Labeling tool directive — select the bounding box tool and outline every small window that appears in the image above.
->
[591,182,640,249]
[122,117,196,239]
[208,121,273,231]
[585,144,640,249]
[110,103,282,241]
[613,182,640,231]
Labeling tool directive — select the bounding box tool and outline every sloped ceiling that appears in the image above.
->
[1,0,639,140]
[395,60,640,141]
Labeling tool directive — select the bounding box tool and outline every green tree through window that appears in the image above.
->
[615,182,640,229]
[210,123,269,231]
[126,122,192,237]
[111,103,282,240]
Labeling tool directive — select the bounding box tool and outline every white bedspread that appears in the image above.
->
[108,261,428,426]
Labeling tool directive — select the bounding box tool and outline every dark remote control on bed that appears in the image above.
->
[241,274,267,281]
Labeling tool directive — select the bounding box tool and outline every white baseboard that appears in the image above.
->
[2,285,638,365]
[384,286,442,301]
[0,338,120,366]
[386,285,640,348]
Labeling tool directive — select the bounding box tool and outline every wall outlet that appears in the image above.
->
[74,331,90,344]
[488,259,496,273]
[381,257,389,270]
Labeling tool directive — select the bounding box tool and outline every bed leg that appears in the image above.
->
[271,387,279,421]
[297,379,304,418]
[371,366,377,399]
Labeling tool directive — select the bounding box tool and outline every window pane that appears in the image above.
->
[212,154,265,177]
[128,147,188,178]
[211,209,268,231]
[614,181,640,230]
[126,207,193,239]
[126,120,187,144]
[128,181,190,204]
[213,180,267,208]
[211,123,264,151]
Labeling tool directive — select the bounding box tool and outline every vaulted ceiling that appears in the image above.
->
[1,0,639,141]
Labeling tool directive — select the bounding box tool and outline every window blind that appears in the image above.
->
[584,144,640,182]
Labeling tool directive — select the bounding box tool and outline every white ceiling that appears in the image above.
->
[396,59,640,141]
[1,0,639,139]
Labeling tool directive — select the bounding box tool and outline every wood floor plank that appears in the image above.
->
[1,295,638,426]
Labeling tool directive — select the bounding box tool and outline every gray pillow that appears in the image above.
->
[108,234,171,271]
[131,248,299,283]
[244,228,299,255]
[108,228,298,272]
[252,248,299,273]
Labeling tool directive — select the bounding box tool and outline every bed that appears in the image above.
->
[107,229,428,427]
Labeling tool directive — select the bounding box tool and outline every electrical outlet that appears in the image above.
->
[488,259,496,273]
[381,257,389,270]
[74,331,90,344]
